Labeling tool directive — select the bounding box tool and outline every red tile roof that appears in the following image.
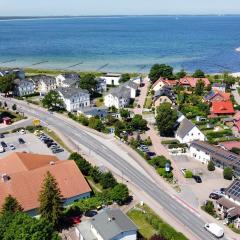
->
[219,141,240,150]
[211,101,235,115]
[0,153,91,212]
[211,91,231,102]
[179,77,210,88]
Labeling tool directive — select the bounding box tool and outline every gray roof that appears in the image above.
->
[81,107,109,118]
[14,79,34,87]
[91,208,137,240]
[176,118,195,138]
[212,83,226,88]
[30,75,56,84]
[109,86,131,99]
[57,87,89,99]
[123,80,138,90]
[62,72,80,80]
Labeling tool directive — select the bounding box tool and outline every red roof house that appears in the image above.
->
[211,101,235,116]
[152,77,177,91]
[179,77,210,88]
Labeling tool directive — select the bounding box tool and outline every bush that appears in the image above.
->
[161,140,180,145]
[157,168,173,179]
[99,172,117,189]
[202,200,216,216]
[223,167,233,180]
[149,156,171,168]
[231,147,240,155]
[168,143,187,149]
[184,170,193,178]
[207,160,215,171]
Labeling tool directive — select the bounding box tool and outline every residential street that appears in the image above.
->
[1,96,233,240]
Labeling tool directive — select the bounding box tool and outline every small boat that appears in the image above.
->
[236,47,240,52]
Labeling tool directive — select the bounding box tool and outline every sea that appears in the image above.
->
[0,15,240,73]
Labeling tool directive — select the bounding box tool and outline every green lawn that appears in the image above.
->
[144,93,153,109]
[127,208,156,239]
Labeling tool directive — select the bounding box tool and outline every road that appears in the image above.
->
[2,97,229,240]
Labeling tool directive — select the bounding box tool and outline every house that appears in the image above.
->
[216,180,240,228]
[219,141,240,151]
[131,76,143,86]
[96,78,107,93]
[30,75,57,96]
[13,79,35,97]
[212,83,226,92]
[175,118,205,144]
[104,81,138,109]
[152,77,177,92]
[204,91,230,103]
[56,73,80,88]
[100,73,122,86]
[78,107,109,119]
[0,68,25,80]
[57,87,90,112]
[0,152,91,216]
[179,77,210,88]
[210,101,235,117]
[190,141,240,174]
[75,208,138,240]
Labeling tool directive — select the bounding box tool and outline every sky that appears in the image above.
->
[1,0,240,16]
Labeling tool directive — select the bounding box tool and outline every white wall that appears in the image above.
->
[101,76,121,86]
[189,146,211,164]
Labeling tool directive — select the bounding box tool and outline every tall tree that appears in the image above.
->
[193,69,205,78]
[175,69,187,79]
[1,195,23,214]
[195,79,205,95]
[79,73,97,94]
[149,64,173,83]
[0,74,16,96]
[223,72,236,89]
[119,73,131,83]
[42,90,64,111]
[156,103,178,137]
[38,171,63,228]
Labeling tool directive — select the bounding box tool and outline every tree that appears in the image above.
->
[38,171,63,228]
[119,73,131,83]
[150,234,165,240]
[42,90,64,111]
[195,79,205,95]
[156,103,178,137]
[193,69,205,78]
[120,109,130,119]
[0,74,15,96]
[184,170,193,178]
[88,117,104,132]
[149,64,173,83]
[204,200,215,215]
[223,72,236,89]
[223,167,233,180]
[79,73,97,94]
[89,166,102,183]
[114,120,125,137]
[100,172,117,189]
[1,195,22,214]
[108,184,129,205]
[175,69,187,79]
[11,104,17,111]
[207,160,215,171]
[131,114,148,131]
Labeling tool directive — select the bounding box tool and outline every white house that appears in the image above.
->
[75,208,137,240]
[175,118,205,144]
[56,73,80,88]
[13,79,35,97]
[100,73,121,86]
[131,76,143,85]
[57,87,90,112]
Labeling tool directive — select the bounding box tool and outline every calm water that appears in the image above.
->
[0,16,240,73]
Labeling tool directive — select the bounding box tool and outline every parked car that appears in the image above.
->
[18,138,25,144]
[19,129,26,135]
[9,144,15,150]
[193,175,202,183]
[204,223,224,238]
[47,142,57,148]
[0,134,4,138]
[1,141,7,148]
[43,139,53,144]
[52,148,64,154]
[0,146,5,153]
[209,193,221,200]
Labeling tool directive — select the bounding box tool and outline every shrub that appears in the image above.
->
[184,170,193,178]
[223,167,233,180]
[203,200,215,216]
[161,140,180,145]
[207,160,215,171]
[149,156,170,168]
[231,147,240,155]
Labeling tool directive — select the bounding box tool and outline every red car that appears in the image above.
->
[69,216,81,224]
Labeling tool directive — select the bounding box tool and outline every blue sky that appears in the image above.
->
[1,0,240,16]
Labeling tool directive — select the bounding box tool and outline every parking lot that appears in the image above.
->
[172,154,231,207]
[0,131,70,160]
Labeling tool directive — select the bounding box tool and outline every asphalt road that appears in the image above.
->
[2,98,228,240]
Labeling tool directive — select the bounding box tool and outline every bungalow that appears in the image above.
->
[212,83,226,92]
[13,79,35,97]
[57,87,90,112]
[100,73,122,86]
[210,101,235,117]
[152,77,177,92]
[56,73,80,88]
[204,91,230,103]
[0,152,91,216]
[77,107,109,119]
[179,77,210,88]
[75,208,138,240]
[175,118,205,144]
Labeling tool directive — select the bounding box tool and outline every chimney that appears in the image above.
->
[49,161,55,165]
[2,173,10,182]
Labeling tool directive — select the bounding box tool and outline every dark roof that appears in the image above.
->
[225,180,240,202]
[212,83,226,88]
[217,197,240,218]
[62,72,80,79]
[57,87,89,99]
[191,141,240,170]
[109,86,131,99]
[176,118,195,138]
[204,91,216,101]
[154,86,176,102]
[14,79,34,87]
[91,208,137,240]
[81,107,109,118]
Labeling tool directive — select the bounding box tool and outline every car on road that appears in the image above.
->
[18,138,25,144]
[209,193,222,200]
[9,144,15,150]
[47,142,57,148]
[0,146,5,153]
[0,134,4,138]
[193,175,202,183]
[19,129,26,135]
[1,141,7,148]
[180,168,187,175]
[52,148,64,154]
[204,223,224,238]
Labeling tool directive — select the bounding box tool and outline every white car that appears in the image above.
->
[9,144,16,150]
[0,146,4,153]
[180,168,187,176]
[204,223,224,238]
[19,129,26,135]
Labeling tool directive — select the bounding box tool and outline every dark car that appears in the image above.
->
[52,148,64,154]
[18,138,25,144]
[43,139,53,144]
[1,141,7,148]
[47,142,57,148]
[193,175,202,183]
[209,193,221,200]
[0,134,4,138]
